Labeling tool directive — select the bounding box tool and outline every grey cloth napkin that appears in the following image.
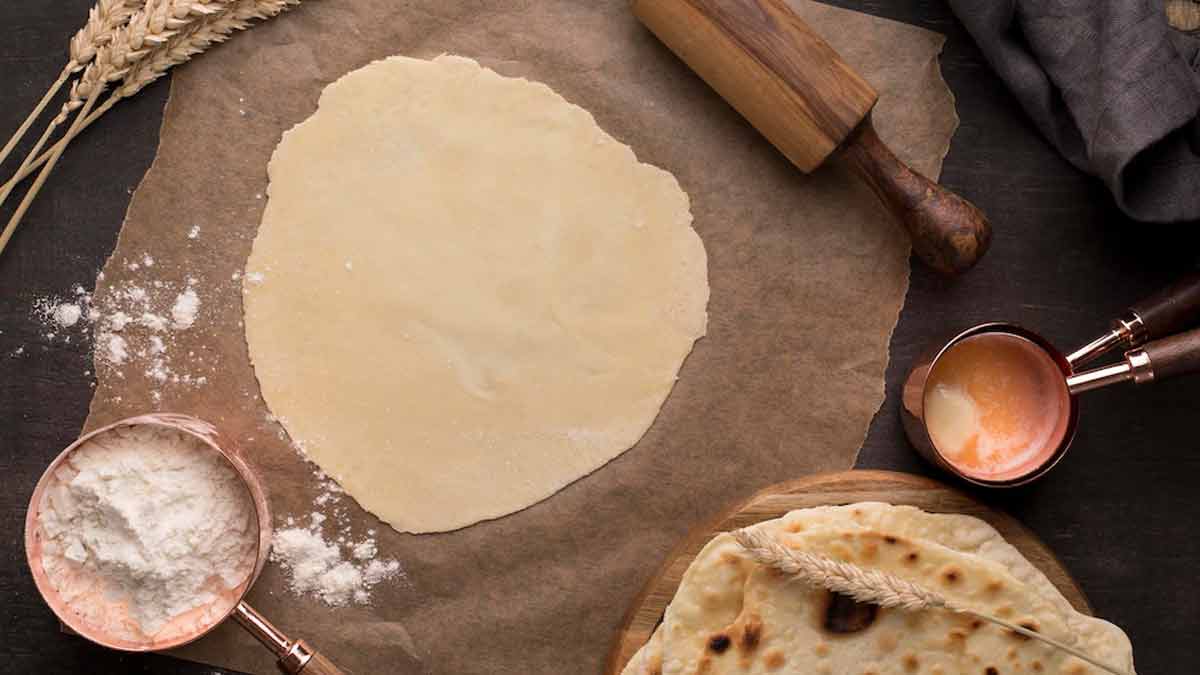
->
[948,0,1200,222]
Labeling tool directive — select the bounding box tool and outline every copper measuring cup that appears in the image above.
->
[25,413,344,674]
[903,273,1200,486]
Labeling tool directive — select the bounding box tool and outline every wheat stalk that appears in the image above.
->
[0,0,225,210]
[732,528,1132,675]
[0,0,164,213]
[0,0,299,257]
[57,0,239,125]
[0,0,297,202]
[0,0,144,171]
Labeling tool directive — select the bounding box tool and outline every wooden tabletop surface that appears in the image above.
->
[2,1,1197,673]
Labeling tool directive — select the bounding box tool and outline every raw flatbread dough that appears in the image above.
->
[243,55,709,533]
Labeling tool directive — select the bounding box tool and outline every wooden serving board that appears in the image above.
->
[604,470,1091,674]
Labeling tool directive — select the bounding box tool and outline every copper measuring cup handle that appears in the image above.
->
[1068,271,1200,367]
[235,602,346,675]
[1068,326,1200,394]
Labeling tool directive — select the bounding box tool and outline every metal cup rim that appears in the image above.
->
[902,322,1080,488]
[24,413,272,652]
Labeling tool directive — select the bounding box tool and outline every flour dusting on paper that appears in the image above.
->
[270,470,406,606]
[26,222,229,400]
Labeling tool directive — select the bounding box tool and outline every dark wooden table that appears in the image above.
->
[2,1,1197,673]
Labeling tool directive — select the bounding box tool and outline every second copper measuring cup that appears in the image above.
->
[903,272,1200,486]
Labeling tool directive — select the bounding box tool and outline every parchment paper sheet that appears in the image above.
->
[82,1,957,672]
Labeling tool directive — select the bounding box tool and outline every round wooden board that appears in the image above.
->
[604,470,1091,674]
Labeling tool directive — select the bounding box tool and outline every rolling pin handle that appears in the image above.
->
[838,115,992,276]
[1141,326,1200,383]
[1128,271,1200,342]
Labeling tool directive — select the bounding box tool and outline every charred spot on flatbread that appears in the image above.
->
[707,633,731,654]
[736,613,763,654]
[821,591,879,634]
[860,540,880,562]
[939,564,963,586]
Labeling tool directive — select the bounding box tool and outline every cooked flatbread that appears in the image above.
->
[633,504,1133,675]
[621,624,664,675]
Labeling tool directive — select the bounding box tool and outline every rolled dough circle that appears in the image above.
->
[243,55,709,533]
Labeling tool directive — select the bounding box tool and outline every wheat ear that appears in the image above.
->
[0,0,162,213]
[0,0,164,246]
[732,528,1132,675]
[0,0,297,257]
[0,0,298,223]
[1,0,222,194]
[0,0,144,170]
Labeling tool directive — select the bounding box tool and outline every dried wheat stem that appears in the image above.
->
[0,0,160,242]
[0,123,60,212]
[0,0,298,198]
[0,1,159,212]
[732,528,1131,675]
[0,90,103,255]
[0,67,71,172]
[0,0,300,257]
[0,0,143,170]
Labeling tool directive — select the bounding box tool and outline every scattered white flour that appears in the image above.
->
[245,271,265,284]
[270,471,403,606]
[37,424,258,641]
[105,334,129,365]
[171,288,200,329]
[53,303,82,327]
[141,312,168,331]
[29,244,228,399]
[108,310,132,331]
[351,539,377,560]
[188,224,201,239]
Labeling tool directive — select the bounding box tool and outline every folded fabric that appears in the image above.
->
[949,0,1200,222]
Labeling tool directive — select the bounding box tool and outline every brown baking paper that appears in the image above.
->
[81,1,957,672]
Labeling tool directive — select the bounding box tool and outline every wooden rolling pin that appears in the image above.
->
[632,0,992,275]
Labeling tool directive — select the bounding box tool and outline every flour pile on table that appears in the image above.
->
[269,469,405,606]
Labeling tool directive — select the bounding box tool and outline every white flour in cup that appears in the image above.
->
[36,424,258,643]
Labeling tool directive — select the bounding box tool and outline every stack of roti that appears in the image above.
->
[623,503,1134,675]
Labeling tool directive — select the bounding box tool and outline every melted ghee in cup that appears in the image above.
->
[924,333,1070,481]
